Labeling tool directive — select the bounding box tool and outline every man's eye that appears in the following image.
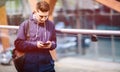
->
[40,16,43,18]
[39,15,48,19]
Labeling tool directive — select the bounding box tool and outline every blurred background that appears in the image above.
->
[0,0,120,72]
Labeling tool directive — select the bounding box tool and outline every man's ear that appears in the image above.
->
[33,11,35,14]
[33,10,37,14]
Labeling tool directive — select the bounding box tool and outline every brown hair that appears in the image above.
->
[36,1,50,12]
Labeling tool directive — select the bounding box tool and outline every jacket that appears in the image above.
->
[14,14,57,72]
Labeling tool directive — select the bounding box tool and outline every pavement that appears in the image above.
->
[55,57,120,72]
[0,57,120,72]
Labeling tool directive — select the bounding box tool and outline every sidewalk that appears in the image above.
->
[55,57,120,72]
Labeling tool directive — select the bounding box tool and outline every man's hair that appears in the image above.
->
[36,1,50,12]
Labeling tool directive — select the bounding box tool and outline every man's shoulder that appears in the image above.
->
[20,19,29,25]
[46,20,54,26]
[18,19,30,29]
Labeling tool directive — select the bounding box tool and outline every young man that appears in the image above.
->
[14,1,57,72]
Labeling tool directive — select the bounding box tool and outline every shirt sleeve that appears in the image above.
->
[14,20,38,52]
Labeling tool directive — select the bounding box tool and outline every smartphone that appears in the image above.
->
[43,43,50,45]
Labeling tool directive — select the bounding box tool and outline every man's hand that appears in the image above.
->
[43,41,52,48]
[37,41,52,49]
[37,41,44,48]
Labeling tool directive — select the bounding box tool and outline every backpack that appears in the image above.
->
[12,20,30,72]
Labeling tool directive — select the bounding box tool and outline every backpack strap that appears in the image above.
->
[25,19,30,40]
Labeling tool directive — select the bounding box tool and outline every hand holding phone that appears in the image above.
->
[41,41,52,48]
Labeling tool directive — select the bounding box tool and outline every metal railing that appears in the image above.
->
[0,25,120,35]
[0,25,120,62]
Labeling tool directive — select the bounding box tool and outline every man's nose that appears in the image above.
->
[41,17,46,21]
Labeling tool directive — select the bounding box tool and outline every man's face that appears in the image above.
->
[35,10,49,23]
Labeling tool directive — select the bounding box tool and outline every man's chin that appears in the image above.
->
[39,21,44,24]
